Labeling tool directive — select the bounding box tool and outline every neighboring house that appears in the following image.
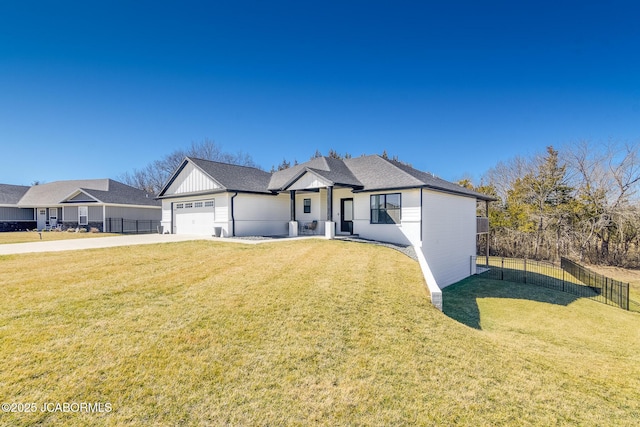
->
[0,184,34,232]
[0,179,161,232]
[158,155,494,290]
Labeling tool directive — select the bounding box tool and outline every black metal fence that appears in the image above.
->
[105,218,161,234]
[473,256,630,310]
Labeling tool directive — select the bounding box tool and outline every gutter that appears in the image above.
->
[230,192,238,237]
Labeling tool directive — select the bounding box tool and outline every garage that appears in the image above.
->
[173,200,215,235]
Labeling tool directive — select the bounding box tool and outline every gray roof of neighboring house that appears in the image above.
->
[187,157,274,194]
[14,179,159,207]
[0,184,31,205]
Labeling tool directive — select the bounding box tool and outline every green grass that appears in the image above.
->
[0,231,120,244]
[1,240,639,425]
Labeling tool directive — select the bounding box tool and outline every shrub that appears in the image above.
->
[89,227,100,233]
[78,228,88,233]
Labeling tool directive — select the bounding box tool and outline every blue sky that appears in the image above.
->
[1,1,639,186]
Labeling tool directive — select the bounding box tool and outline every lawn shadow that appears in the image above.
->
[442,276,583,330]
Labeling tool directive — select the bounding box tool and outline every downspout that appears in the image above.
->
[231,192,238,237]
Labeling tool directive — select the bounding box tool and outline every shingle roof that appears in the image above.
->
[188,157,274,194]
[14,179,159,207]
[161,155,495,201]
[269,157,362,191]
[0,184,31,205]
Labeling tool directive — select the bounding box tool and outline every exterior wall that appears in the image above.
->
[352,188,422,246]
[166,162,220,195]
[64,206,79,222]
[232,193,289,236]
[421,189,476,288]
[89,206,104,222]
[293,191,325,234]
[0,206,35,221]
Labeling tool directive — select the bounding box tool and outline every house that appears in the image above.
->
[0,179,161,232]
[158,155,494,295]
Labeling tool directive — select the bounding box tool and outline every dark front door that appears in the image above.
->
[340,198,354,234]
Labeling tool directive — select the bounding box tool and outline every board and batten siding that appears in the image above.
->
[0,207,35,221]
[166,162,220,195]
[64,206,79,222]
[89,206,104,221]
[421,189,476,288]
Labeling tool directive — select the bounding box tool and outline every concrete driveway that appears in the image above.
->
[0,234,219,255]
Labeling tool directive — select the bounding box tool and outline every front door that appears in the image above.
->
[37,208,47,230]
[48,208,58,228]
[340,198,353,234]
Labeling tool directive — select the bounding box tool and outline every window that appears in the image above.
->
[185,202,193,209]
[204,200,214,207]
[303,198,311,214]
[176,203,184,209]
[78,206,88,225]
[370,193,401,224]
[194,201,203,208]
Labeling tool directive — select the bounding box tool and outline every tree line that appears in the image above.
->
[472,141,640,267]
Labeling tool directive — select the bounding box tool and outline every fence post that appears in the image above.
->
[501,258,504,280]
[524,259,527,284]
[562,269,565,292]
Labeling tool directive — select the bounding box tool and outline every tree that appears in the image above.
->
[119,138,258,195]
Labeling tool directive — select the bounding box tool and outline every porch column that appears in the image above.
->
[289,190,298,237]
[325,186,335,239]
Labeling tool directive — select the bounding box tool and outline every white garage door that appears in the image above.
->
[174,200,215,235]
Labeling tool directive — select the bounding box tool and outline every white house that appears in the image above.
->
[158,155,494,301]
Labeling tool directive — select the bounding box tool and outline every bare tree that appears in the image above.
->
[119,138,258,195]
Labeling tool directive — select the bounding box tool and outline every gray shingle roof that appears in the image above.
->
[0,184,31,205]
[188,157,274,194]
[14,179,159,207]
[161,154,495,201]
[269,157,362,191]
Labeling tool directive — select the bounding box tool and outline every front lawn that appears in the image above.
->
[0,231,120,245]
[1,240,639,425]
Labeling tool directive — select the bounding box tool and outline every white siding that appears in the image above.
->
[166,162,220,195]
[352,189,422,246]
[421,189,476,288]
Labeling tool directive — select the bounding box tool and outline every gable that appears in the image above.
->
[165,162,222,196]
[286,171,332,191]
[64,191,99,203]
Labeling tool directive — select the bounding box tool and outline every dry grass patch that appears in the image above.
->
[1,240,639,425]
[0,231,120,245]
